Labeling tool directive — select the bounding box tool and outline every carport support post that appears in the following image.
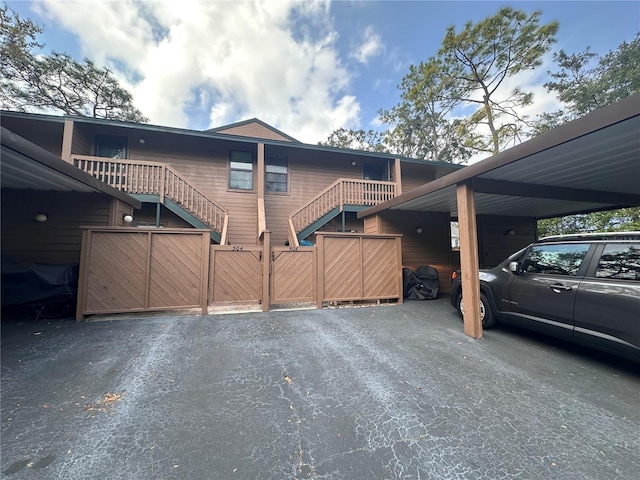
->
[456,182,483,339]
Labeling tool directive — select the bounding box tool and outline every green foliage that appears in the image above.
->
[378,59,473,163]
[538,208,640,237]
[0,3,147,122]
[439,7,558,154]
[371,6,558,161]
[319,128,388,152]
[535,34,640,235]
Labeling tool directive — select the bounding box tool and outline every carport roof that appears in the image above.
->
[360,94,640,220]
[1,127,141,208]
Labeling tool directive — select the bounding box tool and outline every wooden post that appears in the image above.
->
[393,158,402,195]
[200,232,210,315]
[456,182,482,338]
[262,230,271,312]
[61,119,73,163]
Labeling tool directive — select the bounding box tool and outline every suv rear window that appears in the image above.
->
[595,243,640,280]
[522,243,590,276]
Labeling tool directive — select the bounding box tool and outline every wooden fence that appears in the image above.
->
[76,228,210,319]
[316,233,403,306]
[77,230,402,318]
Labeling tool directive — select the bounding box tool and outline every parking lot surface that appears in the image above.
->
[2,298,639,479]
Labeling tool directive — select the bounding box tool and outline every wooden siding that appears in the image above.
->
[1,190,110,264]
[270,247,316,304]
[1,117,64,157]
[317,233,403,304]
[132,203,193,228]
[376,210,453,294]
[477,215,536,267]
[209,246,263,304]
[400,163,437,193]
[77,228,209,317]
[215,122,294,142]
[265,148,371,245]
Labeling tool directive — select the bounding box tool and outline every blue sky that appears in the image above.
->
[6,1,640,146]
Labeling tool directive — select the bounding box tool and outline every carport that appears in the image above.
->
[361,94,640,339]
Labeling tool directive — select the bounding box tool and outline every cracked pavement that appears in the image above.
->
[2,298,639,479]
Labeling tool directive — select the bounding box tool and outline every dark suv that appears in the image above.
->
[450,232,640,361]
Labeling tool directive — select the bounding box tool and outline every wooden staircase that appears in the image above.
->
[72,155,228,244]
[288,178,397,246]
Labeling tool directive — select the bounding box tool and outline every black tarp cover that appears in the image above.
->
[402,266,439,300]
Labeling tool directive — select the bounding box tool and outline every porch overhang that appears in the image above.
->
[358,94,640,339]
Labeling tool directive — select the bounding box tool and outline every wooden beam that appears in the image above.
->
[471,178,640,206]
[456,182,482,339]
[394,158,402,195]
[262,230,271,312]
[257,143,265,199]
[61,119,73,162]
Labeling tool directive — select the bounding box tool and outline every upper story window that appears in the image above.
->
[266,155,288,193]
[229,151,254,190]
[95,135,128,159]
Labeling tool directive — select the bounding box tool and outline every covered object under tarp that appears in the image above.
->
[403,266,439,300]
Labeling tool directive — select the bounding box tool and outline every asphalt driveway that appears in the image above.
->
[2,298,639,479]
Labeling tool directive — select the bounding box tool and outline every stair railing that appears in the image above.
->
[72,155,228,242]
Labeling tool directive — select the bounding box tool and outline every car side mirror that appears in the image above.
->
[508,261,522,274]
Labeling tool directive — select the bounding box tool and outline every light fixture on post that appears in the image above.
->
[123,214,134,224]
[34,213,48,222]
[415,226,423,234]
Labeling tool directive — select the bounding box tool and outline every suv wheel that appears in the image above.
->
[456,293,496,329]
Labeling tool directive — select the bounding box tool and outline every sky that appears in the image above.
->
[6,0,640,147]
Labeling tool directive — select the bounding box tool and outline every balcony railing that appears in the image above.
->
[72,155,228,241]
[289,178,397,237]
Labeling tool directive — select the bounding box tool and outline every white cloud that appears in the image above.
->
[352,25,382,65]
[34,0,360,143]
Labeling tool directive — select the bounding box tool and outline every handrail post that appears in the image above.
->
[159,164,166,203]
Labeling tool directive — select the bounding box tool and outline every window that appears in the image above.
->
[229,151,254,190]
[95,135,128,159]
[266,155,288,193]
[522,243,590,276]
[595,244,640,280]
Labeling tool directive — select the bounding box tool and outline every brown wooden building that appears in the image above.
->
[1,111,539,317]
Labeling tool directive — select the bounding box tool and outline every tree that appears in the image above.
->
[378,59,472,163]
[363,7,558,162]
[536,35,640,235]
[320,128,388,153]
[438,7,558,154]
[0,4,147,122]
[531,34,640,134]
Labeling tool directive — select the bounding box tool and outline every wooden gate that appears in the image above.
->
[270,247,316,306]
[316,233,403,306]
[77,228,210,319]
[209,246,264,307]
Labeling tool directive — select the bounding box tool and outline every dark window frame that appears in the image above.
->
[95,134,128,159]
[228,150,255,191]
[265,155,289,194]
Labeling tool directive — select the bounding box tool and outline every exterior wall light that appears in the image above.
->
[416,227,423,234]
[123,214,134,223]
[505,229,516,236]
[351,160,357,166]
[139,138,146,144]
[35,213,48,222]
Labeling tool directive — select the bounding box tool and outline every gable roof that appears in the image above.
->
[206,118,301,143]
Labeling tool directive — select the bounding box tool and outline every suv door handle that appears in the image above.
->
[549,283,572,292]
